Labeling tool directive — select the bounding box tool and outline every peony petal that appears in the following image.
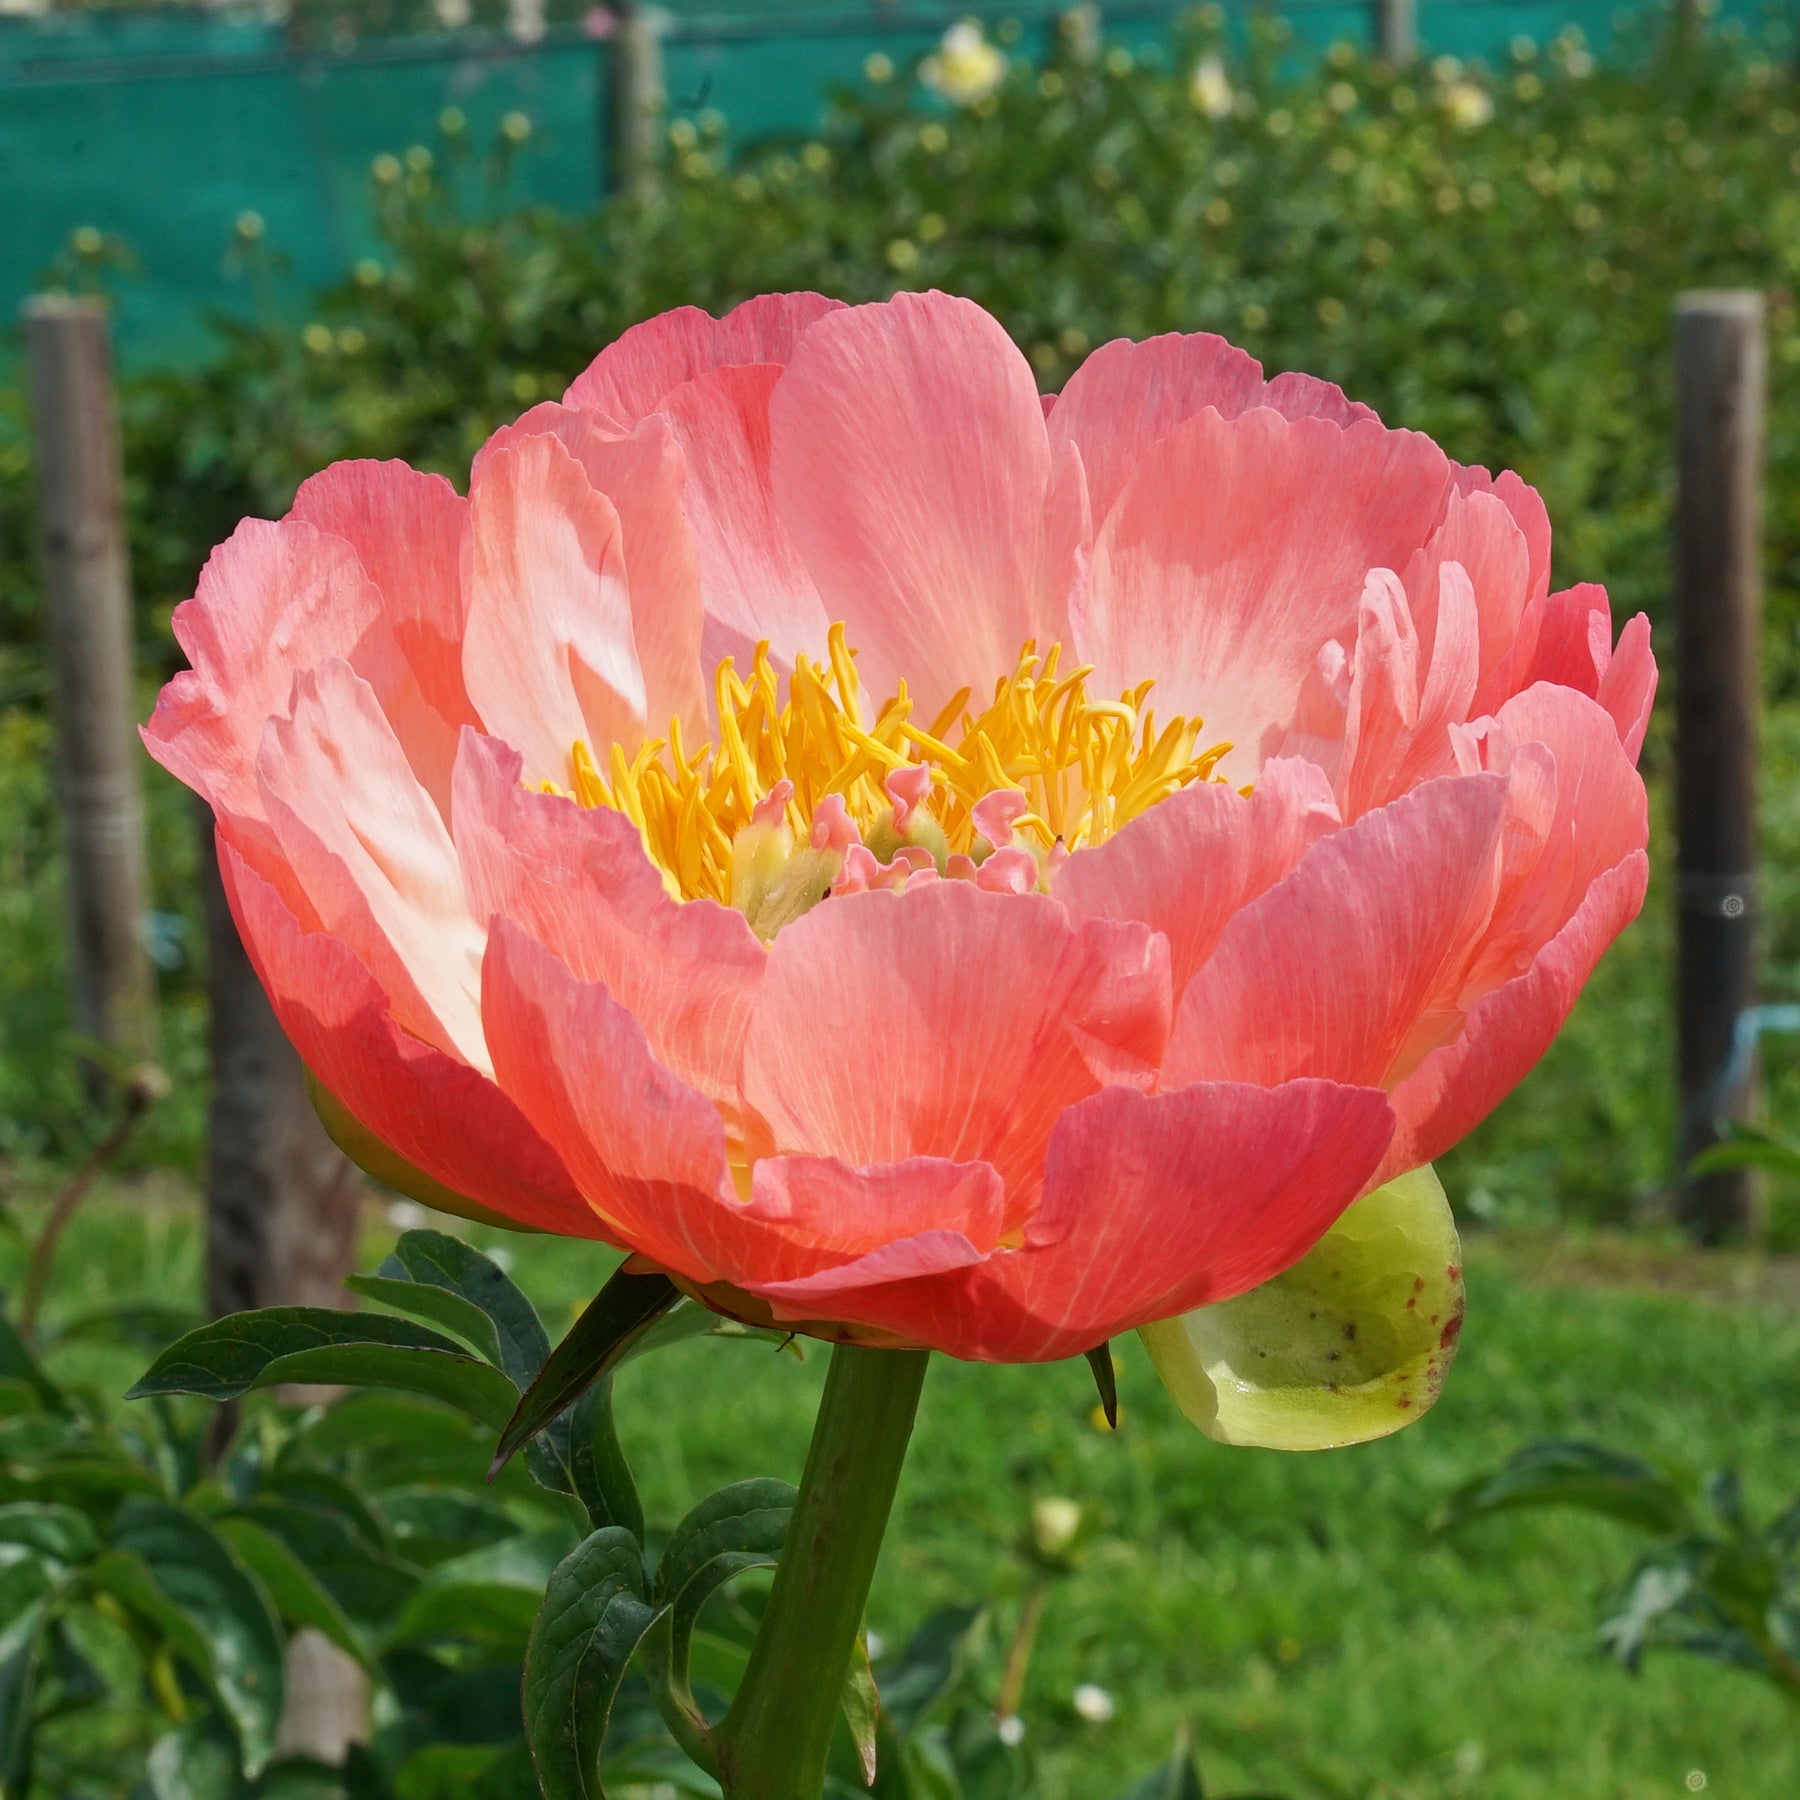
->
[563,291,845,423]
[257,660,487,1069]
[1077,407,1454,780]
[1163,773,1510,1091]
[462,431,646,789]
[768,291,1055,714]
[451,731,765,1115]
[143,519,383,838]
[1598,612,1657,764]
[1526,581,1611,696]
[218,836,598,1237]
[1454,465,1552,607]
[739,881,1169,1226]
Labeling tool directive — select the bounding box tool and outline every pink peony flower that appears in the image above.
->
[146,291,1653,1364]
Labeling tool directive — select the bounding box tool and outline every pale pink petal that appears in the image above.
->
[1597,612,1657,763]
[218,836,599,1238]
[485,406,706,742]
[740,882,1169,1228]
[142,519,383,838]
[1039,436,1093,633]
[1163,773,1510,1091]
[1337,569,1421,822]
[1077,407,1454,780]
[1050,332,1377,531]
[1454,465,1552,606]
[257,660,487,1069]
[451,731,764,1115]
[768,291,1055,714]
[462,431,646,788]
[563,292,845,423]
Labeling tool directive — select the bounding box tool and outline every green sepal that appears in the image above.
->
[1138,1164,1463,1450]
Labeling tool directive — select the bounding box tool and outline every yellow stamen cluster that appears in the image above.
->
[562,624,1232,905]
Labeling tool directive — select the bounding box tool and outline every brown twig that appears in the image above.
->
[17,1065,167,1340]
[993,1577,1048,1726]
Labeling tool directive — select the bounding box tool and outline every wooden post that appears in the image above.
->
[1674,290,1766,1245]
[23,296,156,1074]
[1375,0,1417,68]
[607,2,665,202]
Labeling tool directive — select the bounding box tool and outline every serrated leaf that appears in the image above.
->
[1439,1441,1695,1536]
[130,1308,519,1432]
[109,1499,286,1776]
[1140,1164,1464,1450]
[523,1527,660,1800]
[216,1516,370,1670]
[490,1269,680,1480]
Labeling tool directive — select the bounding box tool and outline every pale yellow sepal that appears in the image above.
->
[306,1072,545,1235]
[1138,1164,1463,1451]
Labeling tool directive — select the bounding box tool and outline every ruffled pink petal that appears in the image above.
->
[1598,612,1657,763]
[1077,407,1453,780]
[1382,850,1648,1180]
[462,431,646,789]
[653,364,833,674]
[563,291,845,424]
[1050,332,1376,531]
[768,291,1055,715]
[257,660,487,1069]
[450,731,764,1115]
[1163,773,1510,1091]
[486,406,707,742]
[218,836,598,1238]
[759,1077,1395,1362]
[739,882,1169,1229]
[143,519,383,838]
[1053,760,1339,998]
[480,917,734,1272]
[1454,465,1552,607]
[1526,582,1612,694]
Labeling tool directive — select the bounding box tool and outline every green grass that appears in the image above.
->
[8,1182,1800,1799]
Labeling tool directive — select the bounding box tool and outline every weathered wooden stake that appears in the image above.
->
[1674,290,1766,1244]
[1375,0,1417,68]
[23,295,156,1074]
[606,2,666,202]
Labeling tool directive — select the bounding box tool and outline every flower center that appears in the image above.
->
[558,624,1231,927]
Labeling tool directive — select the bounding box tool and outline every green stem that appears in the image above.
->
[713,1340,930,1800]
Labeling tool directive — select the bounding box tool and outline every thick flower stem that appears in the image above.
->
[712,1341,930,1800]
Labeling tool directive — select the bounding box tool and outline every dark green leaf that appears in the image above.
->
[391,1532,571,1652]
[0,1304,62,1414]
[45,1302,200,1356]
[238,1500,418,1628]
[131,1308,519,1432]
[1084,1342,1118,1431]
[0,1576,51,1783]
[1438,1441,1695,1537]
[110,1498,286,1776]
[0,1501,96,1566]
[380,1487,518,1567]
[343,1276,506,1373]
[1110,1740,1205,1800]
[369,1231,552,1387]
[216,1516,370,1669]
[522,1527,659,1800]
[875,1605,982,1737]
[146,1711,245,1800]
[567,1382,642,1541]
[489,1270,679,1481]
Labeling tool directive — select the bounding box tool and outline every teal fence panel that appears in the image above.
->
[0,1,1789,367]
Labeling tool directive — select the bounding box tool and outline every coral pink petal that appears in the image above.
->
[257,660,487,1069]
[1054,763,1339,999]
[776,1077,1395,1362]
[740,882,1169,1226]
[655,364,834,674]
[143,519,383,839]
[1527,582,1612,696]
[1598,613,1657,763]
[462,431,647,789]
[1078,407,1453,780]
[563,292,845,423]
[768,291,1055,714]
[481,918,734,1272]
[219,837,599,1237]
[1164,773,1510,1091]
[451,731,765,1112]
[487,406,707,742]
[1455,465,1552,605]
[1383,850,1648,1180]
[1050,331,1378,530]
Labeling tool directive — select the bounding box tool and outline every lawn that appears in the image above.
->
[10,1178,1800,1800]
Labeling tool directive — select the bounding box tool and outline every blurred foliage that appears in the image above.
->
[3,3,1800,1205]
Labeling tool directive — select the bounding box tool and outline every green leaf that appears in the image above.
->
[1084,1342,1118,1430]
[1139,1163,1464,1450]
[0,1501,96,1566]
[0,1561,53,1783]
[874,1605,982,1737]
[216,1516,370,1670]
[522,1527,660,1800]
[45,1302,201,1356]
[490,1269,680,1480]
[343,1276,507,1373]
[567,1381,643,1541]
[1690,1125,1800,1181]
[1439,1441,1696,1537]
[376,1231,552,1384]
[391,1531,571,1653]
[109,1499,286,1776]
[1111,1739,1205,1800]
[146,1711,246,1800]
[380,1487,518,1568]
[840,1634,879,1788]
[130,1308,520,1433]
[0,1304,62,1415]
[238,1499,418,1629]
